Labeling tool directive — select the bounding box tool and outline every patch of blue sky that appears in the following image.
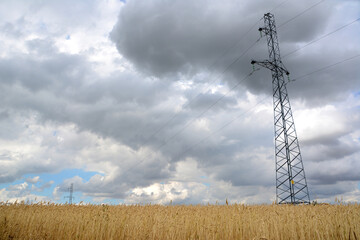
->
[202,182,210,187]
[34,168,103,184]
[0,169,102,202]
[0,179,26,189]
[65,35,71,40]
[76,195,93,204]
[65,194,113,205]
[37,22,47,32]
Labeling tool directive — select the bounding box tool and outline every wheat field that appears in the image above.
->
[1,202,359,240]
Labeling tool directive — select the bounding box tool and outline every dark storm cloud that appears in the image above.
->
[304,141,359,162]
[186,92,237,112]
[306,156,360,185]
[309,181,359,199]
[0,39,88,92]
[284,50,360,106]
[0,110,9,120]
[212,150,274,187]
[1,19,26,38]
[1,0,359,203]
[108,0,360,202]
[0,36,198,190]
[0,39,174,131]
[110,0,359,105]
[110,0,329,77]
[312,171,360,185]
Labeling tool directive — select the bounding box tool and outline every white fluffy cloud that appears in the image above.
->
[0,0,359,204]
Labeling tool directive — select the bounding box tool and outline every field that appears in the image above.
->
[1,202,359,240]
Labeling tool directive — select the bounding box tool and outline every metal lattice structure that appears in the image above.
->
[251,13,310,204]
[64,183,74,204]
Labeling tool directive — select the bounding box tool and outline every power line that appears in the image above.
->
[278,0,325,28]
[172,95,270,161]
[170,53,360,181]
[205,0,292,70]
[270,0,292,13]
[161,69,259,145]
[131,0,300,149]
[122,7,358,194]
[291,54,360,81]
[130,21,263,144]
[123,69,259,175]
[128,0,300,150]
[283,17,360,58]
[141,37,262,144]
[121,2,330,178]
[207,19,263,71]
[120,2,337,181]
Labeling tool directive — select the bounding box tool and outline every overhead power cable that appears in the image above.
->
[278,0,325,28]
[122,0,335,180]
[131,3,357,188]
[130,22,262,144]
[131,0,300,148]
[142,37,262,143]
[283,17,360,58]
[270,0,292,13]
[178,54,360,167]
[290,53,360,82]
[208,0,292,70]
[129,0,295,150]
[122,68,259,176]
[207,19,263,71]
[172,95,271,161]
[165,53,360,196]
[167,53,360,186]
[161,68,260,145]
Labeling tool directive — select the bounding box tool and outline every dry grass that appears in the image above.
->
[1,202,359,239]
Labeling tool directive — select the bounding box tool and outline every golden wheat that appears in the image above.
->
[1,202,359,239]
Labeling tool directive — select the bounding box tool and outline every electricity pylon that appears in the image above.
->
[64,183,74,204]
[251,13,310,204]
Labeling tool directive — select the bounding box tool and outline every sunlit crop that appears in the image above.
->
[1,201,359,239]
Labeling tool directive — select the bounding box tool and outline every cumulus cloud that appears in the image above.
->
[0,180,53,203]
[110,0,329,77]
[110,0,359,106]
[26,176,40,184]
[0,0,359,204]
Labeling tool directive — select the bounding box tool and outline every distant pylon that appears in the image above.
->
[64,183,74,204]
[251,13,310,204]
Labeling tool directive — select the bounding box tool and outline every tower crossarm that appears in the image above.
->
[251,60,289,76]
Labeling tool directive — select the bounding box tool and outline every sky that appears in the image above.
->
[0,0,359,205]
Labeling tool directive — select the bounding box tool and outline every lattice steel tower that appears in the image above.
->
[64,183,74,204]
[251,13,310,204]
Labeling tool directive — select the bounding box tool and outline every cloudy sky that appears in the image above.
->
[0,0,359,205]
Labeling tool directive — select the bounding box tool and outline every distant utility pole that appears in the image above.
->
[251,13,310,204]
[64,183,74,204]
